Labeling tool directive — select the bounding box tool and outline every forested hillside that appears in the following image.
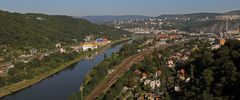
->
[0,10,128,50]
[177,40,240,100]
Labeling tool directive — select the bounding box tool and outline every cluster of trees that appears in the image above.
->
[0,10,129,60]
[176,40,240,100]
[99,71,137,100]
[79,53,124,98]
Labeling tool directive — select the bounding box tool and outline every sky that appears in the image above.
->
[0,0,240,16]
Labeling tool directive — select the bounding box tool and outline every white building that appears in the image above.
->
[144,79,161,90]
[82,43,97,51]
[55,43,61,48]
[59,48,66,53]
[174,86,180,92]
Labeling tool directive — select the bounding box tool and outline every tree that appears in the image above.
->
[202,90,213,100]
[134,86,142,94]
[201,69,214,86]
[190,64,195,79]
[104,53,107,59]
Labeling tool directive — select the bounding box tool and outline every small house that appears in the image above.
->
[178,68,186,80]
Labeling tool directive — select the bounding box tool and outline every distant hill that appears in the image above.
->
[155,10,240,19]
[225,10,240,14]
[81,15,150,24]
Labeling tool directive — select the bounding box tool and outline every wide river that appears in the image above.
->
[2,41,127,100]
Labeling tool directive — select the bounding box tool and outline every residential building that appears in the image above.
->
[0,62,15,76]
[55,43,61,48]
[82,43,98,51]
[30,48,38,54]
[94,38,111,46]
[59,48,66,53]
[178,68,186,80]
[144,79,161,90]
[155,70,162,77]
[215,15,240,20]
[141,73,147,80]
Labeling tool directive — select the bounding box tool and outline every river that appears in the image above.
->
[2,42,127,100]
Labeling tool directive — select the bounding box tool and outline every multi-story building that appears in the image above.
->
[215,15,240,20]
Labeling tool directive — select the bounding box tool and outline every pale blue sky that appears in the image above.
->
[0,0,239,16]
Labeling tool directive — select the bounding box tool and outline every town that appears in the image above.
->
[73,11,240,100]
[90,29,240,99]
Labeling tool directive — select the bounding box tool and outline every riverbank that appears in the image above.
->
[0,38,131,98]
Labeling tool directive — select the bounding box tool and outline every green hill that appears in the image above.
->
[0,10,128,50]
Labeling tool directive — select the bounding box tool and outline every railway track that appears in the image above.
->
[85,50,152,100]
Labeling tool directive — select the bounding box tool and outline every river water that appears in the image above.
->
[2,42,126,100]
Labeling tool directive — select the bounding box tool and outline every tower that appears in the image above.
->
[226,20,228,32]
[238,28,240,34]
[113,20,116,26]
[220,32,223,39]
[225,19,229,37]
